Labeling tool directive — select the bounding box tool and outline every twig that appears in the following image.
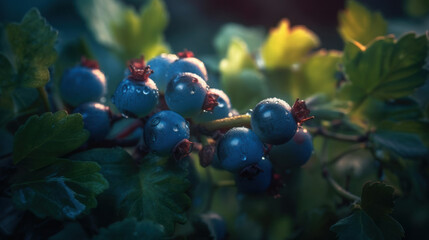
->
[307,126,368,142]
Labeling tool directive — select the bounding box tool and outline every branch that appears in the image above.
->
[199,114,251,132]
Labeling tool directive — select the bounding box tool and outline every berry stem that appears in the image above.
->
[307,126,368,142]
[37,87,51,112]
[199,114,251,132]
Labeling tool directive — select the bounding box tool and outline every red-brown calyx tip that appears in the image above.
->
[199,144,216,168]
[240,164,263,180]
[81,56,99,69]
[202,91,219,112]
[267,173,283,198]
[177,49,194,58]
[127,55,145,69]
[291,98,314,126]
[128,65,154,82]
[172,139,193,161]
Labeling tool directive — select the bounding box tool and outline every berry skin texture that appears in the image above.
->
[146,54,179,92]
[193,88,231,123]
[251,98,297,145]
[165,73,209,117]
[60,66,107,107]
[144,110,190,155]
[73,102,111,141]
[165,55,208,83]
[269,128,313,169]
[217,127,264,173]
[235,158,273,194]
[112,67,159,118]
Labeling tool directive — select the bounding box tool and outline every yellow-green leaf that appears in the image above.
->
[338,0,387,45]
[261,19,319,69]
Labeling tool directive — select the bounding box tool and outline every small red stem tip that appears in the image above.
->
[291,98,314,126]
[202,91,219,112]
[172,139,194,161]
[177,49,194,58]
[128,65,154,82]
[116,120,144,139]
[199,144,216,168]
[127,55,145,69]
[81,56,99,69]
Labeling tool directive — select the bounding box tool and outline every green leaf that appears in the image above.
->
[338,0,387,45]
[214,23,265,56]
[371,130,428,159]
[0,53,14,88]
[377,120,429,146]
[77,0,169,61]
[13,111,89,164]
[261,19,319,69]
[12,87,39,112]
[376,215,405,240]
[341,33,428,103]
[6,8,58,88]
[405,0,429,17]
[94,218,165,240]
[11,159,108,220]
[330,209,384,240]
[71,148,191,234]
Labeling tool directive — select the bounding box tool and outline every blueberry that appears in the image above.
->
[269,128,313,168]
[165,50,208,83]
[144,110,190,155]
[165,72,209,117]
[113,66,159,118]
[60,64,107,107]
[146,54,178,92]
[251,98,297,145]
[73,102,111,141]
[193,88,231,123]
[217,127,264,172]
[235,158,272,194]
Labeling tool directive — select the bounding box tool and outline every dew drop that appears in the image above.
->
[190,90,195,95]
[122,84,128,93]
[151,117,160,126]
[121,113,129,118]
[261,156,266,161]
[136,88,142,94]
[173,126,179,132]
[240,154,247,161]
[143,87,150,95]
[218,102,225,108]
[129,85,135,93]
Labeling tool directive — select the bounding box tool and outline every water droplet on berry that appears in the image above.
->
[261,156,266,161]
[136,88,142,94]
[246,109,253,115]
[190,90,195,95]
[173,126,179,132]
[130,85,135,93]
[121,113,129,118]
[151,117,160,126]
[240,154,247,161]
[218,102,224,108]
[122,84,128,93]
[143,87,150,95]
[151,133,156,142]
[275,100,279,104]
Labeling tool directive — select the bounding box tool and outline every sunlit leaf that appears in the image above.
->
[338,0,387,45]
[13,111,89,164]
[6,8,57,88]
[261,19,319,69]
[11,159,108,220]
[214,23,265,56]
[71,148,191,234]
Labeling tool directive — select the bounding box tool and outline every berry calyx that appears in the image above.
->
[127,55,145,69]
[291,98,314,125]
[177,49,195,58]
[173,139,193,161]
[202,90,219,112]
[239,163,263,179]
[128,65,154,82]
[267,173,284,198]
[199,144,216,167]
[80,56,100,69]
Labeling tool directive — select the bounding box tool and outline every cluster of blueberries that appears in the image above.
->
[59,51,313,195]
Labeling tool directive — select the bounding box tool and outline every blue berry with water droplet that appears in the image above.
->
[235,158,272,194]
[147,53,178,92]
[60,58,107,107]
[73,102,111,141]
[269,128,313,168]
[113,65,159,118]
[193,88,231,123]
[165,72,218,118]
[217,127,264,172]
[144,110,190,156]
[165,50,208,83]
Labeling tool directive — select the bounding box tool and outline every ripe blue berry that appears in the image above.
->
[251,98,296,144]
[217,127,264,172]
[147,53,179,92]
[269,128,313,168]
[193,89,231,123]
[60,58,107,107]
[113,66,159,118]
[165,50,208,83]
[73,102,111,141]
[235,158,272,194]
[165,73,218,117]
[144,110,190,156]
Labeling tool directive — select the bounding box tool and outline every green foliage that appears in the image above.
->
[77,0,169,61]
[405,0,429,17]
[11,159,108,220]
[261,19,319,69]
[94,218,165,240]
[341,33,428,103]
[13,111,89,164]
[71,148,191,234]
[330,209,384,240]
[214,23,265,56]
[338,0,387,45]
[371,130,428,159]
[5,8,58,88]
